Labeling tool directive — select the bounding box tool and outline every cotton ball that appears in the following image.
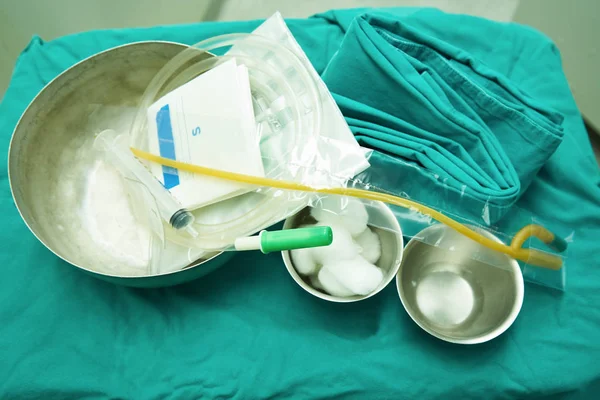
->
[290,224,321,275]
[309,275,324,291]
[317,265,355,297]
[311,222,359,265]
[291,248,318,275]
[355,227,382,264]
[311,197,369,237]
[323,256,384,296]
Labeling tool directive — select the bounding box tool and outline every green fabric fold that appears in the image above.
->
[322,12,564,224]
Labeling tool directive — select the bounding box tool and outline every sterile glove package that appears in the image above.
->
[96,12,571,291]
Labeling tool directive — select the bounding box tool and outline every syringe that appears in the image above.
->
[94,129,197,236]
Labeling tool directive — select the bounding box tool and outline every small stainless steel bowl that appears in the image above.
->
[282,201,403,303]
[8,41,233,288]
[397,224,524,344]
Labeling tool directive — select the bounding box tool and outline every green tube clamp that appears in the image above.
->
[260,226,333,254]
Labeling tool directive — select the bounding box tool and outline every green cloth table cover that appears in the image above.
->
[1,8,599,399]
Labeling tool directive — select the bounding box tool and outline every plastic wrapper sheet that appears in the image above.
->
[121,18,370,275]
[96,15,570,290]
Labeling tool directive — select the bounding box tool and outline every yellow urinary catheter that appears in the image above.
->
[131,148,566,270]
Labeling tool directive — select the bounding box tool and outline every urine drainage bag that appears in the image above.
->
[117,15,370,275]
[116,13,571,290]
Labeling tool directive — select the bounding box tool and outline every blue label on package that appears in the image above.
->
[156,104,180,189]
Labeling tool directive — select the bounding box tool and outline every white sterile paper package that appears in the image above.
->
[146,59,264,210]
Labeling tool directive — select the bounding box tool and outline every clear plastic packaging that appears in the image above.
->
[98,15,368,275]
[92,128,209,276]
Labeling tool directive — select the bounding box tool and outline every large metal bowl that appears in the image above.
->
[8,41,233,288]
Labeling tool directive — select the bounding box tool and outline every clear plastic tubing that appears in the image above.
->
[94,129,197,235]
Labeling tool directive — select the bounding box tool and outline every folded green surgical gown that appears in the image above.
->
[321,12,564,224]
[1,7,600,400]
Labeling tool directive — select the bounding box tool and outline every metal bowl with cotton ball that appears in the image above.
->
[397,224,524,344]
[282,196,404,303]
